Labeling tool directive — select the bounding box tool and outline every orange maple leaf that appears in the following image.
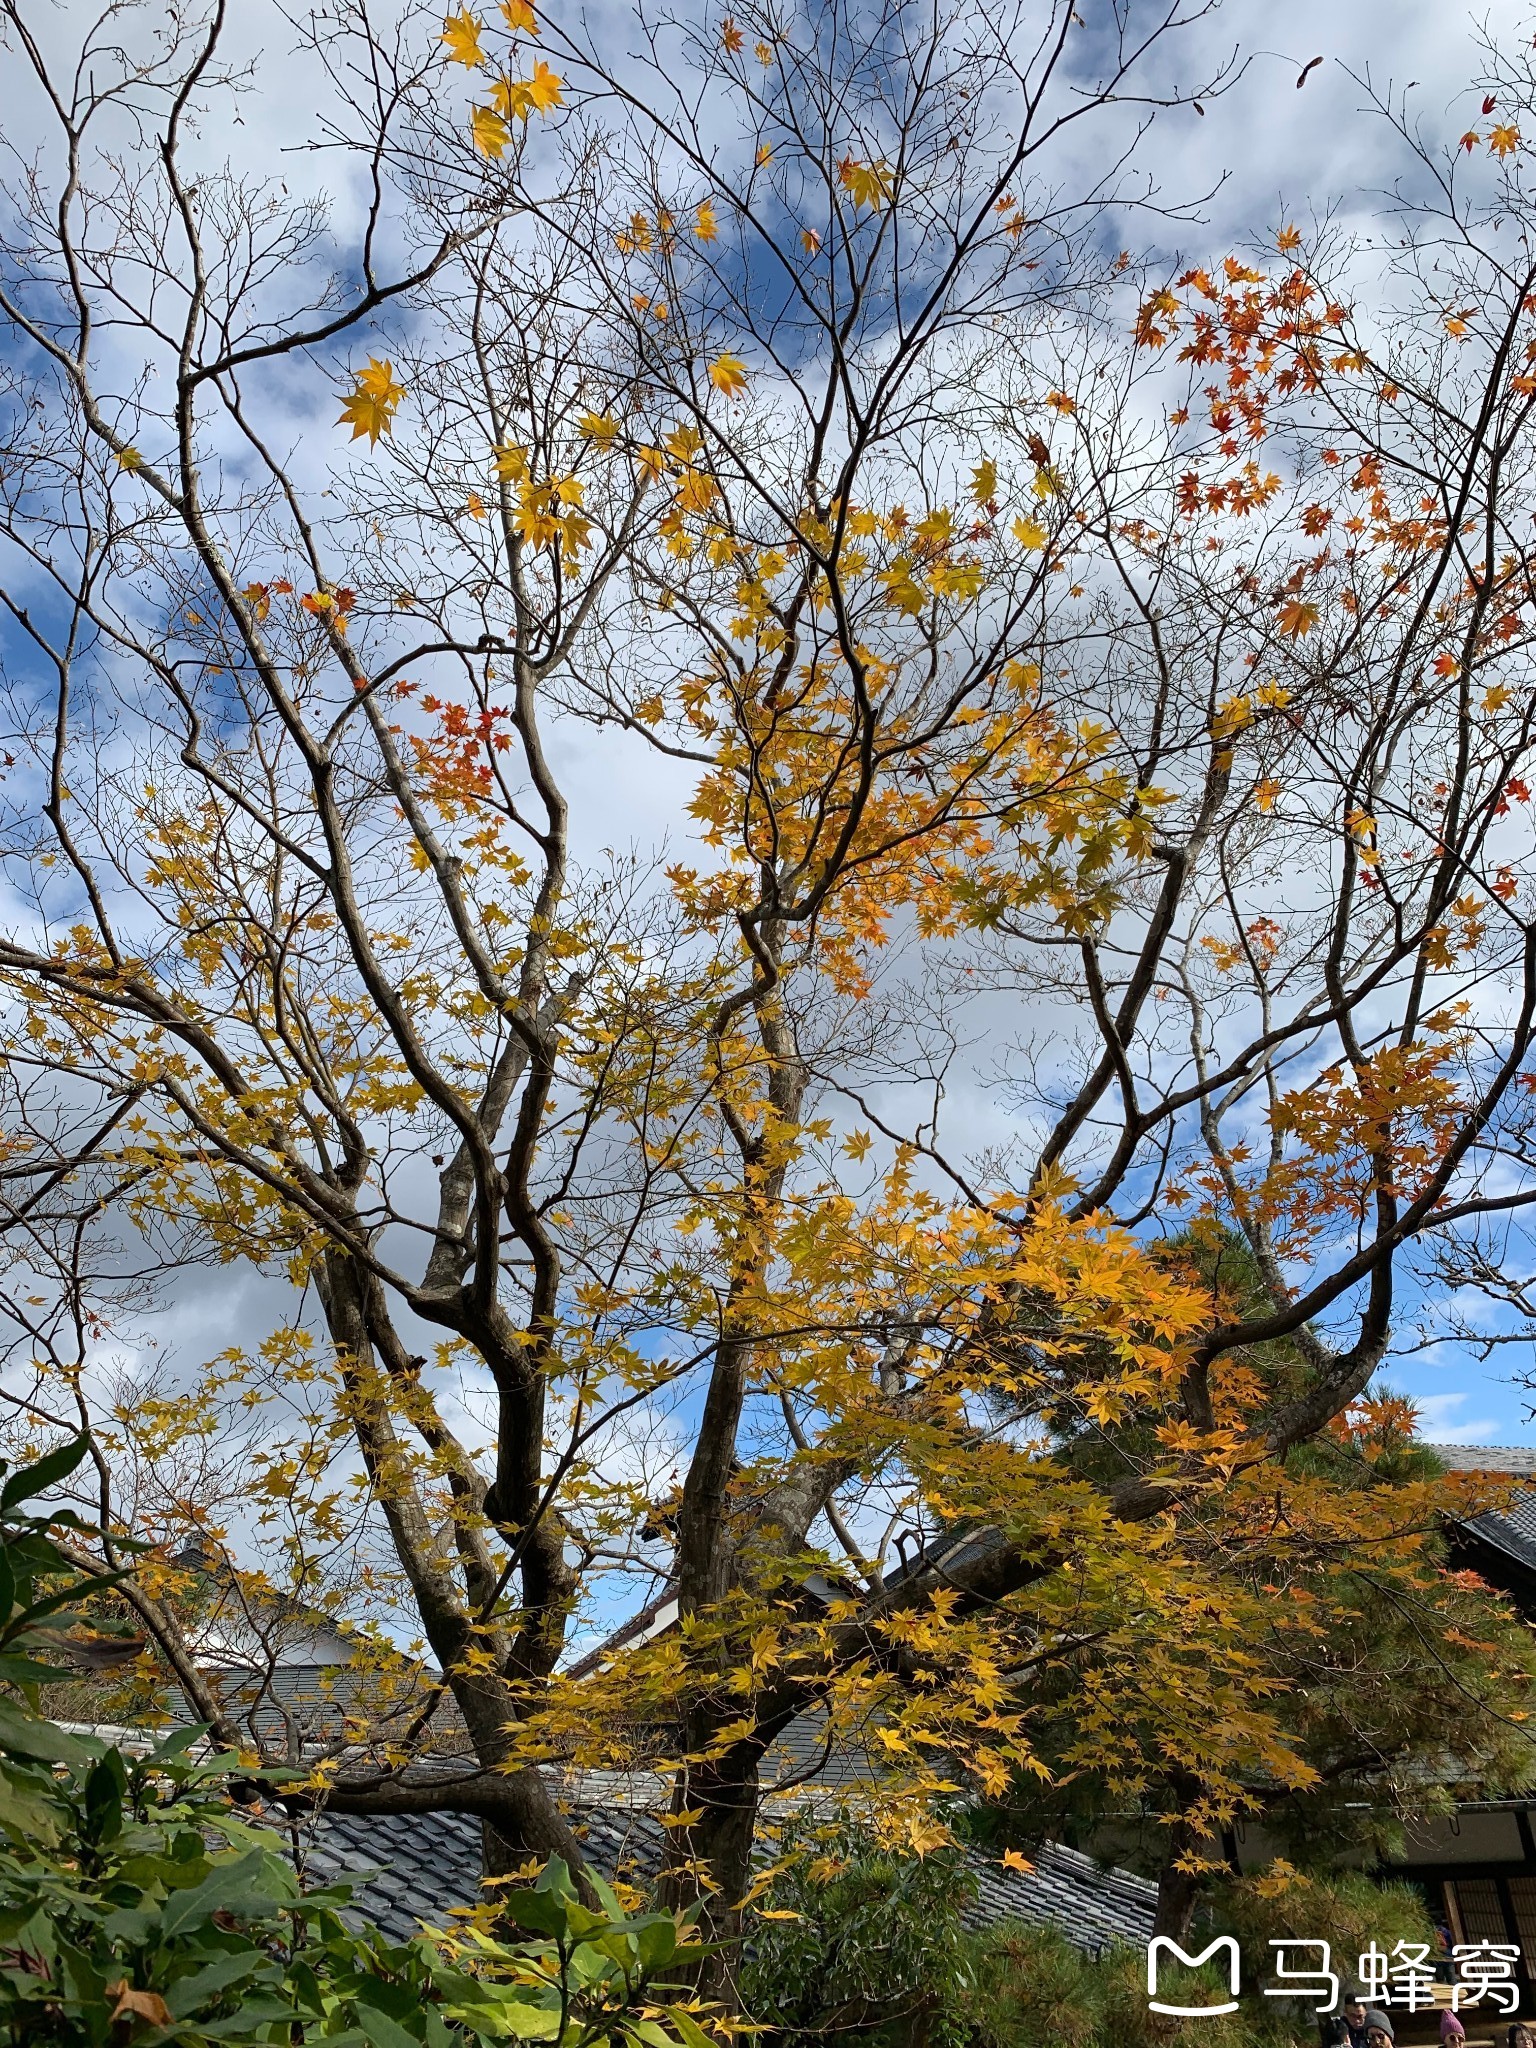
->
[1277,597,1319,638]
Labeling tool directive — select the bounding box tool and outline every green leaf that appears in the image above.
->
[561,1899,613,1940]
[0,1774,63,1846]
[84,1748,128,1844]
[101,1904,162,1945]
[166,1947,272,2017]
[500,1888,570,1936]
[668,2013,717,2048]
[534,1854,576,1900]
[159,1848,293,1934]
[585,1868,625,1922]
[451,1999,562,2041]
[148,1722,213,1764]
[0,1696,95,1765]
[634,1916,678,1969]
[0,1652,77,1685]
[354,2007,424,2048]
[0,1433,90,1511]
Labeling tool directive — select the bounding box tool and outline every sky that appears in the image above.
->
[1051,0,1536,1447]
[5,0,1536,1514]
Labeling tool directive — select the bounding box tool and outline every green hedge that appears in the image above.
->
[743,1814,1439,2048]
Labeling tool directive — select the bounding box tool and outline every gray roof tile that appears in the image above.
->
[290,1802,1154,1954]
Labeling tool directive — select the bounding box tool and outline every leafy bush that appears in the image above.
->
[740,1813,977,2047]
[0,1435,714,2046]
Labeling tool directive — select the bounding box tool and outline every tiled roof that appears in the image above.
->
[1424,1444,1536,1578]
[967,1840,1157,1953]
[293,1801,1155,1956]
[1426,1444,1536,1477]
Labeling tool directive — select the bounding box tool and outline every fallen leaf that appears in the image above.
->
[107,1983,173,2028]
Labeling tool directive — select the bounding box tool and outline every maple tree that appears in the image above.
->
[975,1262,1536,1935]
[4,0,1536,2006]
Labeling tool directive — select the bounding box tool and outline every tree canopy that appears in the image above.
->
[3,0,1536,1998]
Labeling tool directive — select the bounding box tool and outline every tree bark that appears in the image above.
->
[1154,1848,1203,1943]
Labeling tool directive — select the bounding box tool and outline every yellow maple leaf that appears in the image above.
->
[500,0,538,29]
[838,157,892,209]
[709,354,749,397]
[493,441,529,480]
[720,15,745,53]
[1254,777,1282,814]
[1001,1848,1035,1874]
[115,446,144,471]
[441,8,486,64]
[524,58,563,111]
[675,469,720,515]
[337,358,405,445]
[1490,123,1521,159]
[466,491,486,520]
[801,227,822,256]
[1012,514,1047,550]
[578,412,619,447]
[1277,224,1302,251]
[471,103,512,157]
[494,60,563,120]
[695,199,718,242]
[971,458,998,505]
[1484,684,1512,712]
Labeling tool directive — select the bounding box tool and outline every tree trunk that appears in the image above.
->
[658,1740,764,2002]
[1154,1853,1201,1943]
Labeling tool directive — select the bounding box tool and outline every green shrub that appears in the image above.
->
[960,1865,1439,2048]
[1213,1864,1438,1988]
[741,1813,977,2047]
[961,1920,1256,2048]
[0,1435,714,2047]
[960,1919,1102,2048]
